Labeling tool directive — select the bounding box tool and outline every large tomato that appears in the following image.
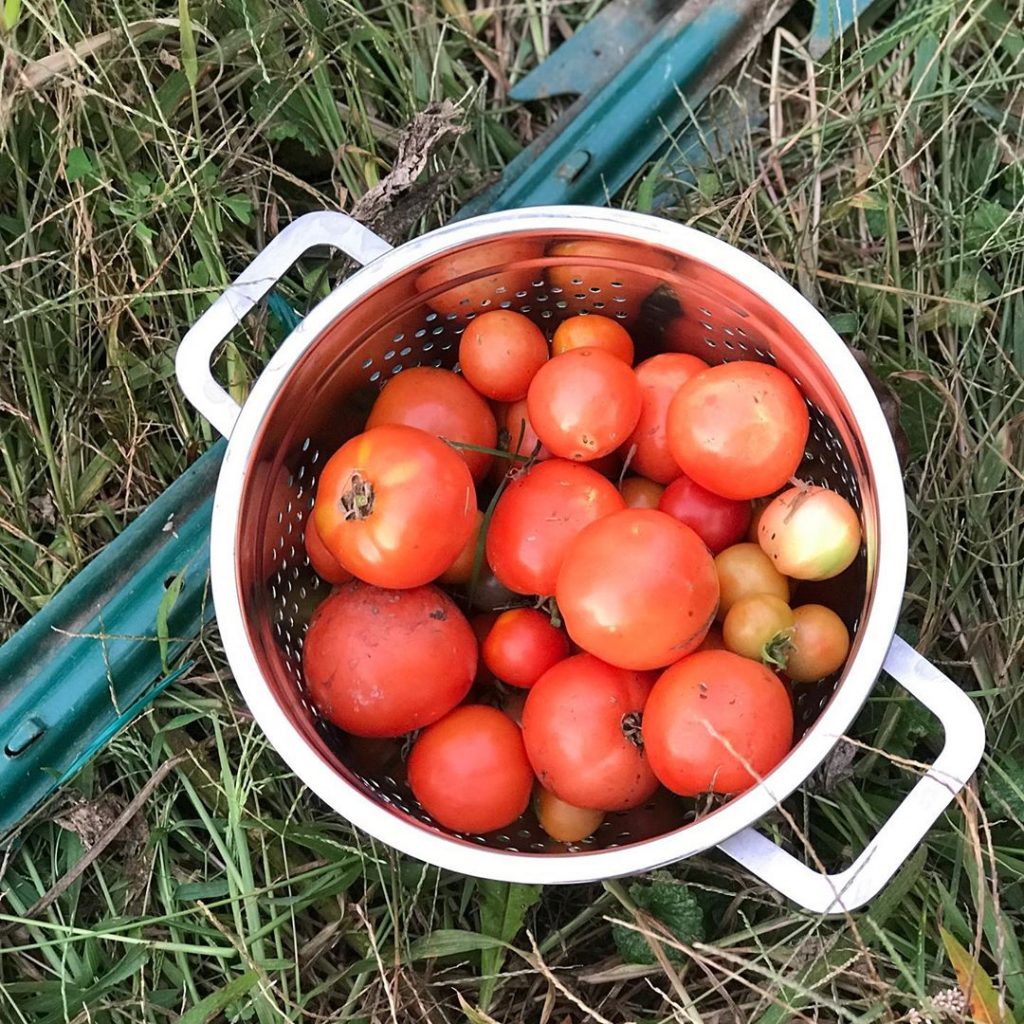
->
[458,310,549,402]
[416,238,544,320]
[657,473,751,554]
[314,425,475,589]
[556,509,719,670]
[642,650,794,796]
[527,348,642,461]
[304,581,476,737]
[408,705,534,833]
[624,353,707,483]
[666,361,810,499]
[485,459,626,595]
[482,607,571,688]
[365,366,497,482]
[522,654,659,811]
[546,240,675,323]
[551,314,634,364]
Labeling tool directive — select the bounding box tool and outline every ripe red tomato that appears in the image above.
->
[486,459,625,595]
[536,788,604,843]
[666,361,810,500]
[304,512,352,585]
[458,310,548,401]
[304,581,476,737]
[314,425,475,589]
[522,654,658,811]
[438,509,484,586]
[624,353,707,483]
[408,705,534,833]
[483,607,571,688]
[556,510,719,670]
[501,397,551,462]
[528,348,642,461]
[619,476,664,509]
[365,366,497,482]
[642,650,794,796]
[551,314,635,364]
[657,473,751,554]
[416,238,544,320]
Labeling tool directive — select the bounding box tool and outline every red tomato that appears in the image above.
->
[657,473,752,554]
[438,509,484,586]
[624,353,707,483]
[408,705,534,833]
[666,361,810,499]
[556,509,719,670]
[304,581,476,737]
[416,238,544,320]
[314,425,475,589]
[458,310,548,401]
[643,650,794,796]
[365,366,497,482]
[552,314,635,364]
[304,512,352,585]
[528,348,642,461]
[620,476,664,509]
[546,240,675,323]
[486,459,626,595]
[483,608,571,688]
[522,654,659,811]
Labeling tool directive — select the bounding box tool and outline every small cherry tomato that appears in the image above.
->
[552,314,635,364]
[365,366,497,482]
[501,397,551,461]
[304,512,352,585]
[786,604,851,682]
[658,473,751,554]
[625,353,707,483]
[483,608,571,688]
[722,594,795,668]
[758,486,862,580]
[642,650,794,797]
[666,361,810,499]
[458,310,548,401]
[314,425,476,589]
[528,348,642,461]
[439,509,485,586]
[304,581,476,737]
[620,476,665,509]
[486,459,625,596]
[556,510,719,671]
[714,543,790,621]
[536,788,604,843]
[408,705,534,834]
[522,654,659,811]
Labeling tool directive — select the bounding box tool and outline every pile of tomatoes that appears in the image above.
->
[302,309,862,843]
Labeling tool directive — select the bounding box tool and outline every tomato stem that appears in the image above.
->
[761,629,795,670]
[341,472,375,520]
[620,710,644,750]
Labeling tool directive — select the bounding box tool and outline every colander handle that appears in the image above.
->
[717,634,986,914]
[175,212,392,437]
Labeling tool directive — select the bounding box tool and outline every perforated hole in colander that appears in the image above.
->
[244,237,872,854]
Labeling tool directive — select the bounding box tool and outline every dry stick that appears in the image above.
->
[21,749,195,921]
[525,933,617,1024]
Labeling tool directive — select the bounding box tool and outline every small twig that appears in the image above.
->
[20,749,195,921]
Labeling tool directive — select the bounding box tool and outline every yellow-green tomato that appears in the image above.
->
[714,543,790,621]
[722,594,795,667]
[786,605,850,683]
[758,486,862,580]
[536,787,604,843]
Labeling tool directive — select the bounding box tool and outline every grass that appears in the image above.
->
[1,0,1023,1021]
